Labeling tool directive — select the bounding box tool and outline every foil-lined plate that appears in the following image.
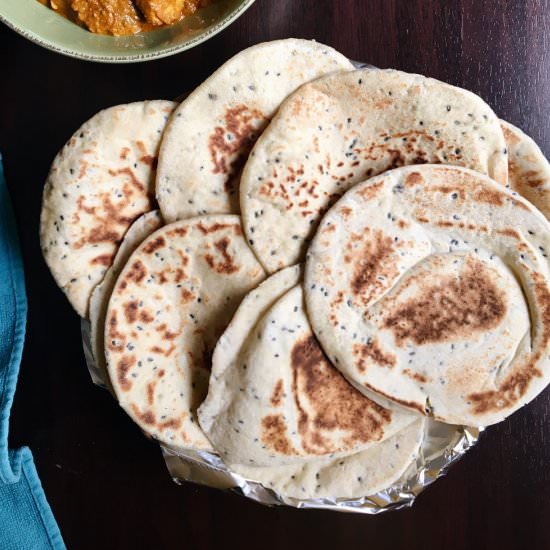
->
[81,318,481,514]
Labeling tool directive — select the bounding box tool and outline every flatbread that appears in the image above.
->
[240,69,508,273]
[89,210,163,389]
[156,39,353,222]
[232,418,425,500]
[305,165,550,426]
[105,215,266,451]
[199,280,418,467]
[501,120,550,220]
[40,100,176,317]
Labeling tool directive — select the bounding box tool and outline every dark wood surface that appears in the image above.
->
[2,1,550,548]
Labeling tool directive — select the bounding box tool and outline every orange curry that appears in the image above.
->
[38,0,215,36]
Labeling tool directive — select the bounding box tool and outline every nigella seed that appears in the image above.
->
[451,192,458,199]
[446,105,451,111]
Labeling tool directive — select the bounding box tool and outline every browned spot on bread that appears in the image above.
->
[150,345,176,357]
[204,237,239,274]
[123,300,138,323]
[168,227,189,238]
[270,379,284,407]
[142,236,166,254]
[432,185,465,200]
[140,310,154,323]
[117,355,136,391]
[405,171,424,187]
[384,258,506,346]
[108,167,146,194]
[107,311,126,351]
[498,228,521,239]
[159,418,182,430]
[357,181,384,201]
[350,230,398,306]
[146,381,156,405]
[403,369,429,383]
[519,169,546,188]
[208,104,267,191]
[339,206,353,218]
[130,404,156,426]
[90,254,112,266]
[181,288,195,303]
[119,146,130,160]
[124,260,147,285]
[473,188,505,206]
[261,414,297,455]
[291,335,391,454]
[197,221,241,235]
[353,340,396,372]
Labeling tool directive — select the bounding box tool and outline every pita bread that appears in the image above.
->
[305,165,550,426]
[156,39,353,222]
[240,69,508,273]
[89,210,163,389]
[199,279,418,467]
[105,215,265,451]
[232,418,425,500]
[40,100,176,317]
[501,120,550,220]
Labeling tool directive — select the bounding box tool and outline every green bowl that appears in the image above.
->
[0,0,255,63]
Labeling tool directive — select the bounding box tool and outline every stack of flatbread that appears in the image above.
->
[40,39,550,504]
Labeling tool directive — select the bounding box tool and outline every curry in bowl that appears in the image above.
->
[37,0,216,35]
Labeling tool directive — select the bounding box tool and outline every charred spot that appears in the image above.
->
[384,258,506,346]
[90,253,112,266]
[146,381,156,405]
[130,404,156,426]
[108,167,146,194]
[139,310,154,323]
[405,172,424,187]
[125,260,147,284]
[204,237,239,275]
[290,335,391,454]
[353,340,396,372]
[181,288,195,303]
[498,228,521,240]
[260,414,297,455]
[350,230,398,306]
[473,188,505,206]
[142,236,166,254]
[208,104,267,189]
[123,300,139,324]
[117,355,136,391]
[270,379,284,407]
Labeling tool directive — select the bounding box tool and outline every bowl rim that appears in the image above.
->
[0,0,256,63]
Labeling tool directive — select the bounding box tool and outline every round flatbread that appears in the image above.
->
[156,39,353,222]
[501,120,550,220]
[232,418,425,500]
[105,215,266,451]
[40,100,176,317]
[199,278,418,467]
[240,69,508,273]
[89,210,164,389]
[305,165,550,426]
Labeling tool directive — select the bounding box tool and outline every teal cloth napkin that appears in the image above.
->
[0,156,65,550]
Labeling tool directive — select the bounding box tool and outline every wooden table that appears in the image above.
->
[1,1,550,548]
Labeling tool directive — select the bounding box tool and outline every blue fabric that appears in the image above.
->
[0,156,65,550]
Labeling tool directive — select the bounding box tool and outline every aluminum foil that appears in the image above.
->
[81,318,481,514]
